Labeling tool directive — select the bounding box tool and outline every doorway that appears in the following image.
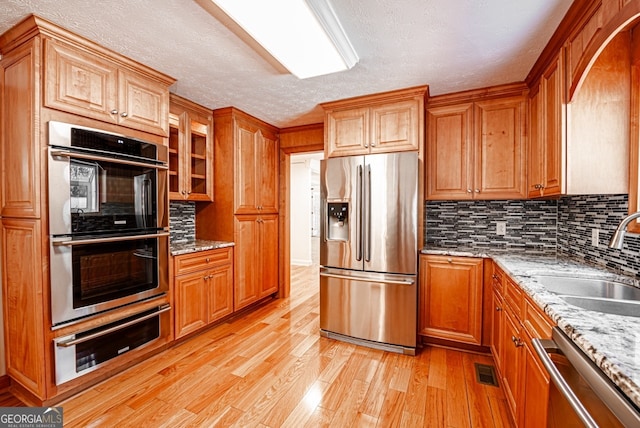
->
[289,152,323,292]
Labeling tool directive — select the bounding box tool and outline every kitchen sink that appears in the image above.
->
[560,295,640,318]
[533,276,640,301]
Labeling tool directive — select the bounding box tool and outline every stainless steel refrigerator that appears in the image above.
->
[319,152,418,355]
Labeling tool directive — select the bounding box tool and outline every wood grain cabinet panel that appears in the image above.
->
[168,94,214,201]
[426,88,526,200]
[173,247,234,339]
[1,218,46,397]
[43,38,171,136]
[419,255,483,345]
[322,86,426,158]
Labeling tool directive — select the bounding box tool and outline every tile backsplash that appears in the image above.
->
[425,194,640,277]
[169,201,196,243]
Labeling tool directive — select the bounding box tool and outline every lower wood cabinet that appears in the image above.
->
[174,247,233,339]
[491,261,554,427]
[419,255,483,345]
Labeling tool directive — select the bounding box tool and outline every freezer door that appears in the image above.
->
[320,156,364,271]
[363,152,418,275]
[319,267,417,348]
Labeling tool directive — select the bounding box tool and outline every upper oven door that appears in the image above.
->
[48,147,168,237]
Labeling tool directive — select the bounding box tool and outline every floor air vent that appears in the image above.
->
[474,363,499,387]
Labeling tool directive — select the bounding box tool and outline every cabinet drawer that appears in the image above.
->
[175,247,232,275]
[492,263,504,293]
[523,299,554,339]
[504,277,523,318]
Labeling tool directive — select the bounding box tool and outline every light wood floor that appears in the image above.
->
[4,265,514,427]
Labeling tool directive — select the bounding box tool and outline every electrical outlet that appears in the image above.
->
[496,222,506,236]
[592,228,600,247]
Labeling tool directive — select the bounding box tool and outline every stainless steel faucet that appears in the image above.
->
[609,211,640,249]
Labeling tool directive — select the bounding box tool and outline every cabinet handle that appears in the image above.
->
[110,109,118,115]
[120,112,128,118]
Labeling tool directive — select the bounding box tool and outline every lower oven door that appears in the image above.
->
[50,232,168,326]
[532,327,640,427]
[53,304,170,385]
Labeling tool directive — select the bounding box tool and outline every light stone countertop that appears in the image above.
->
[170,239,235,256]
[422,247,640,409]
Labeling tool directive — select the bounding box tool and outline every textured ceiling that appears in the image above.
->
[0,0,573,128]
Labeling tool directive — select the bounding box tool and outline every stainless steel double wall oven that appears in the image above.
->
[48,121,170,384]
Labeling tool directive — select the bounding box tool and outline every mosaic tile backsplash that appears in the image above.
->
[425,195,640,277]
[169,201,195,243]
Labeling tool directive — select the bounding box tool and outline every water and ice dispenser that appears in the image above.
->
[326,202,349,241]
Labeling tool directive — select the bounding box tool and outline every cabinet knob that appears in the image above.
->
[447,258,452,263]
[492,274,498,279]
[496,306,502,312]
[206,258,211,263]
[364,144,369,148]
[120,112,128,118]
[534,184,544,190]
[515,338,524,347]
[511,335,517,343]
[110,109,118,115]
[203,275,209,280]
[467,189,472,193]
[475,189,480,193]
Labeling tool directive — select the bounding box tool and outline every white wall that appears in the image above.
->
[290,153,322,266]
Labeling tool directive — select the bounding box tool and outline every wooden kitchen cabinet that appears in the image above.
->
[419,255,483,346]
[426,85,527,200]
[44,38,171,136]
[322,86,427,158]
[234,214,278,310]
[528,53,564,198]
[490,265,504,373]
[196,107,280,311]
[174,247,234,339]
[501,304,523,421]
[168,93,214,201]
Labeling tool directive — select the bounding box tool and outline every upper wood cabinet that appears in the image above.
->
[419,255,483,346]
[44,38,172,136]
[321,86,427,158]
[168,94,214,201]
[528,53,564,198]
[427,85,527,200]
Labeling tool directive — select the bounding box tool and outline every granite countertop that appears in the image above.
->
[422,247,640,409]
[170,239,235,256]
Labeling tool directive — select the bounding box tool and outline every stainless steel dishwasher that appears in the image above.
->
[532,327,640,427]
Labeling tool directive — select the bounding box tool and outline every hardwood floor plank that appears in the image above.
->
[424,386,446,427]
[376,388,405,427]
[358,352,399,417]
[446,349,472,428]
[427,346,448,388]
[402,345,430,417]
[186,404,243,428]
[325,378,370,427]
[279,379,330,428]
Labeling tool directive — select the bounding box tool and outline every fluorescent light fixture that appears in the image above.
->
[210,0,358,79]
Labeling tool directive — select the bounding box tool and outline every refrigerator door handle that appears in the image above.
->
[364,163,372,262]
[319,271,415,286]
[356,164,363,261]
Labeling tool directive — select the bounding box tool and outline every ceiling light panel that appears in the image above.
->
[211,0,358,79]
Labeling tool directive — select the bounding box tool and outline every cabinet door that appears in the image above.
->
[234,121,259,213]
[501,306,523,422]
[542,55,564,196]
[1,219,46,396]
[370,99,420,153]
[528,85,545,198]
[168,112,185,200]
[175,270,209,339]
[1,39,41,218]
[491,290,504,372]
[187,118,214,201]
[474,97,526,199]
[208,263,233,323]
[520,336,550,428]
[256,130,278,213]
[426,104,474,200]
[234,215,260,310]
[43,38,119,125]
[326,107,369,157]
[419,255,483,345]
[118,69,169,136]
[259,214,279,298]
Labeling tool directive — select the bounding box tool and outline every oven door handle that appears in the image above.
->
[52,231,169,246]
[56,305,171,348]
[50,149,168,170]
[532,337,599,428]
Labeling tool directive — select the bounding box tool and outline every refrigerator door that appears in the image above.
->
[363,152,418,275]
[320,156,364,271]
[320,267,417,351]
